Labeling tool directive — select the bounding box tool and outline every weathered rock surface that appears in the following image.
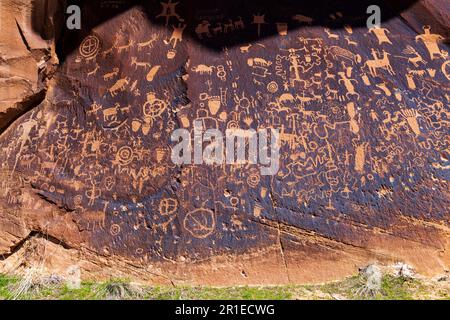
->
[0,0,449,285]
[0,0,60,132]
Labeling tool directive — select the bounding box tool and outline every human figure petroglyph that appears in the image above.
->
[415,26,445,60]
[401,46,427,67]
[283,48,307,87]
[338,71,359,100]
[164,23,186,48]
[11,128,35,174]
[156,0,183,26]
[341,62,353,78]
[365,49,395,77]
[368,27,392,45]
[87,102,103,116]
[85,181,102,207]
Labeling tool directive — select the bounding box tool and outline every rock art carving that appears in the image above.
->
[0,0,449,285]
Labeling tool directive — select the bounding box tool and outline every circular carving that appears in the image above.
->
[247,172,260,188]
[230,197,239,207]
[183,209,215,239]
[143,98,168,119]
[116,146,134,166]
[267,81,279,93]
[102,176,116,191]
[227,120,240,130]
[110,224,121,236]
[159,198,178,216]
[79,35,100,58]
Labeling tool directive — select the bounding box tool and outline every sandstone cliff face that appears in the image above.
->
[0,0,449,285]
[0,0,61,132]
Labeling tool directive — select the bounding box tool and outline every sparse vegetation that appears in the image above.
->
[95,279,144,300]
[0,271,448,300]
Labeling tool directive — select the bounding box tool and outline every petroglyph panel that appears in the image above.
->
[0,0,448,283]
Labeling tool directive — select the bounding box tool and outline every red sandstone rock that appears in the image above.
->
[0,0,448,285]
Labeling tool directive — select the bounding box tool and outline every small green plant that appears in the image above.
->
[378,275,414,300]
[0,274,17,299]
